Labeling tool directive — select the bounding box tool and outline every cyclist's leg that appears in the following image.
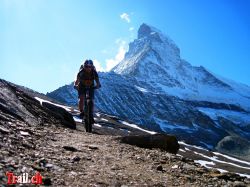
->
[78,85,86,118]
[79,95,84,112]
[90,88,95,110]
[90,88,95,123]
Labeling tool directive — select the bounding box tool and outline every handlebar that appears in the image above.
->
[87,85,101,89]
[74,84,101,90]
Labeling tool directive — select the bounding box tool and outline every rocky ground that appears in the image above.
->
[1,121,250,187]
[1,78,250,186]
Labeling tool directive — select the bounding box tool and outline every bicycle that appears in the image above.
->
[83,86,98,133]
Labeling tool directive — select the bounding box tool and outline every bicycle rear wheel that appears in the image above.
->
[87,99,93,133]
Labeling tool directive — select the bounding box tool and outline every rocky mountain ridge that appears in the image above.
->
[1,78,250,186]
[112,24,250,110]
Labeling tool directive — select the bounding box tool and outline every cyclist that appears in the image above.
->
[74,59,101,120]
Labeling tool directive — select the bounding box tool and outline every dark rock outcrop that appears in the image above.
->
[216,136,250,161]
[0,79,76,129]
[119,133,179,154]
[42,102,76,129]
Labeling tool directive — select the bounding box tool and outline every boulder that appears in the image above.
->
[119,133,179,154]
[42,102,76,129]
[216,136,250,161]
[0,79,76,129]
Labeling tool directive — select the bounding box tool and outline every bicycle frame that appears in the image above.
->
[83,86,96,133]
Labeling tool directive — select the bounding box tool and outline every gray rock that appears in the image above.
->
[45,163,54,168]
[233,181,247,187]
[183,163,196,170]
[43,177,52,186]
[156,165,163,171]
[63,146,78,152]
[88,145,99,150]
[0,126,10,133]
[71,156,81,162]
[20,131,30,136]
[119,133,179,154]
[42,102,76,129]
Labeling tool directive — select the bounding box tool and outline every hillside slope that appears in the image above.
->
[1,78,250,186]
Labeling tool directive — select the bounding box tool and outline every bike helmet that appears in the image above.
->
[88,59,93,66]
[84,59,93,67]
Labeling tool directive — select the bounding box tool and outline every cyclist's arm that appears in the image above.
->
[94,70,101,88]
[74,73,80,86]
[75,65,84,86]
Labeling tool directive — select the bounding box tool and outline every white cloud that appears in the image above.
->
[129,27,134,31]
[115,38,126,45]
[93,59,105,72]
[120,13,130,23]
[105,39,127,71]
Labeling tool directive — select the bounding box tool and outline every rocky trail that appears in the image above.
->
[1,121,250,187]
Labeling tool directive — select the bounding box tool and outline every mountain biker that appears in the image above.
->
[74,59,101,120]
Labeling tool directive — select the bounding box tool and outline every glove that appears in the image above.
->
[96,83,101,89]
[74,85,78,90]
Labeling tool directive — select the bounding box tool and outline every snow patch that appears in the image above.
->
[94,123,102,128]
[155,118,194,132]
[194,160,215,167]
[237,173,250,178]
[197,107,250,127]
[193,151,250,170]
[73,116,82,123]
[178,141,208,151]
[135,85,148,93]
[216,168,228,173]
[35,97,71,112]
[120,128,131,133]
[119,121,157,134]
[101,118,109,122]
[213,152,250,166]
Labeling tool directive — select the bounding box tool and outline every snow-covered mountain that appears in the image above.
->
[113,23,250,111]
[47,23,250,160]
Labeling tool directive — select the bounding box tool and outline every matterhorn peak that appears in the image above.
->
[137,23,177,47]
[112,23,181,76]
[138,23,162,39]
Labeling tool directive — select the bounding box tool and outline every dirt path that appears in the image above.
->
[36,125,249,186]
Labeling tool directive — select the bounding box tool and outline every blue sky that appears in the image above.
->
[0,0,249,93]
